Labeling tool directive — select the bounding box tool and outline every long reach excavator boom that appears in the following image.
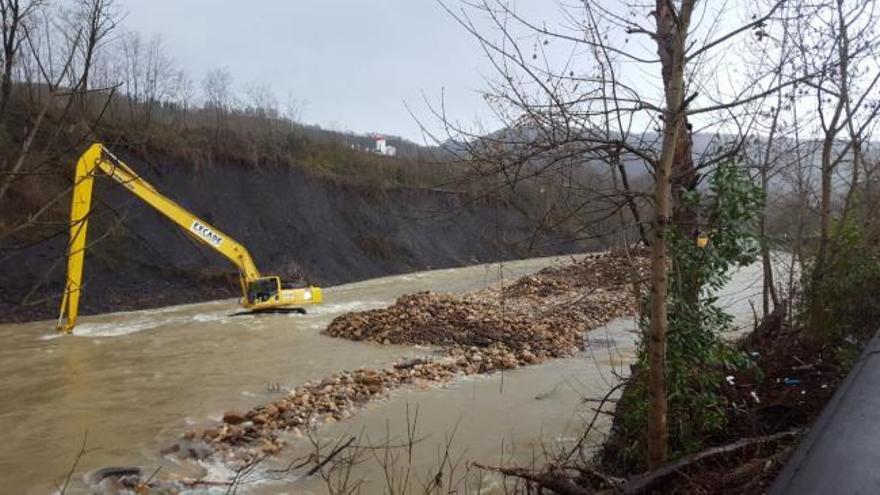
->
[57,143,322,333]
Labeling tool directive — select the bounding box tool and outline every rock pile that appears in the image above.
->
[182,354,505,464]
[179,252,648,466]
[325,252,646,358]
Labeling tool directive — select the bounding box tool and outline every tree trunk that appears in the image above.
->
[864,164,876,244]
[616,155,650,246]
[648,133,673,469]
[648,0,694,469]
[665,28,698,308]
[760,161,779,315]
[810,137,835,332]
[0,0,22,123]
[0,96,51,203]
[759,74,787,316]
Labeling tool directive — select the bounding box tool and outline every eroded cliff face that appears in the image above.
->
[0,159,586,323]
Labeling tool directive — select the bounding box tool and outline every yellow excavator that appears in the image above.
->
[57,143,322,333]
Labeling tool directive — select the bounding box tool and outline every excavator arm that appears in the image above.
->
[58,143,321,333]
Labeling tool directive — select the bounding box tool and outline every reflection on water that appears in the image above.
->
[0,254,775,494]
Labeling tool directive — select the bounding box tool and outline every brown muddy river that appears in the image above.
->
[0,254,773,494]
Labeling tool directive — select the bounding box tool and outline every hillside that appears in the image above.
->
[0,150,587,324]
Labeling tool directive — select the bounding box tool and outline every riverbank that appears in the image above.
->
[469,304,856,495]
[593,307,848,493]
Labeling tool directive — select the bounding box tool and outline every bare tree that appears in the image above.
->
[202,66,233,137]
[789,0,880,330]
[283,90,304,125]
[120,28,141,123]
[0,0,41,121]
[71,0,118,104]
[169,67,194,126]
[0,0,121,208]
[432,0,816,468]
[141,35,173,124]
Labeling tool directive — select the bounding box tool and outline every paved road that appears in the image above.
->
[772,331,880,494]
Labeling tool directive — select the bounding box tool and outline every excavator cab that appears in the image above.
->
[246,276,282,304]
[242,275,321,311]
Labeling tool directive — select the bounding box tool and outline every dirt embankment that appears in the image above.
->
[644,309,845,493]
[582,306,849,495]
[174,253,648,468]
[0,159,590,324]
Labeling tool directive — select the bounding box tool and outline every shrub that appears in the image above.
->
[802,221,880,348]
[603,162,763,471]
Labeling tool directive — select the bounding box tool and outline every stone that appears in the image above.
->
[356,374,382,386]
[222,411,246,425]
[85,466,142,485]
[520,350,539,364]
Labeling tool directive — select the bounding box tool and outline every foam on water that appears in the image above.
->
[174,459,286,494]
[192,313,230,323]
[41,310,234,339]
[306,300,387,315]
[37,298,391,340]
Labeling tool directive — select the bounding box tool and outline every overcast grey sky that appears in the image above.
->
[114,2,763,143]
[116,0,518,142]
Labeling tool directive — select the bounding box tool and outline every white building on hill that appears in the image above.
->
[373,136,397,156]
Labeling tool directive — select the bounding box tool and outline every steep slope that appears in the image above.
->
[0,158,586,323]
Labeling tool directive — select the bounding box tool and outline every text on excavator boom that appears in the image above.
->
[57,143,321,333]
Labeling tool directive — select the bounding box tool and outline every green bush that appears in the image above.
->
[604,162,762,471]
[803,221,880,347]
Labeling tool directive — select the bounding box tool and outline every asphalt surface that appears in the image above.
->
[771,330,880,494]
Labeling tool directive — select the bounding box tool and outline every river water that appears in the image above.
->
[0,255,772,494]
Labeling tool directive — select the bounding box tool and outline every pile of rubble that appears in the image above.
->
[180,350,528,464]
[179,252,648,465]
[325,252,646,358]
[498,251,638,300]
